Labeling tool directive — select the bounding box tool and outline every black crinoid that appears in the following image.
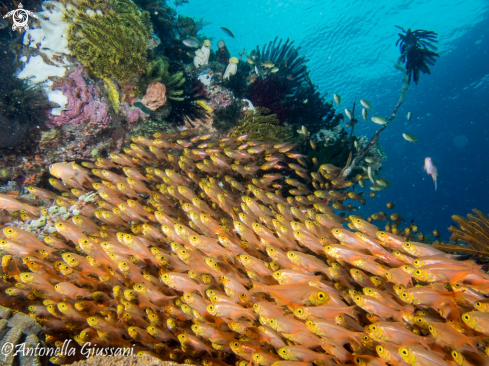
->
[396,25,440,84]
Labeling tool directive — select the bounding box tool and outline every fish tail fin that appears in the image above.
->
[250,280,264,293]
[246,309,258,322]
[346,305,361,321]
[197,284,209,298]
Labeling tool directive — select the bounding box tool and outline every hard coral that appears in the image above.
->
[135,58,185,101]
[47,67,110,128]
[64,0,153,83]
[141,82,167,111]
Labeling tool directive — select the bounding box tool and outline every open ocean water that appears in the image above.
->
[181,0,489,239]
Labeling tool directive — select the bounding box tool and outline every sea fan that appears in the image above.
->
[434,209,489,258]
[396,26,440,85]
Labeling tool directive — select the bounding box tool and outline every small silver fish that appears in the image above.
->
[362,108,367,121]
[360,100,372,109]
[182,37,200,48]
[371,116,387,125]
[344,109,352,120]
[334,94,341,106]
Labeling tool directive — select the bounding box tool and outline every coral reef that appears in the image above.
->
[204,85,234,110]
[229,107,291,142]
[48,66,110,128]
[64,0,153,83]
[0,307,47,366]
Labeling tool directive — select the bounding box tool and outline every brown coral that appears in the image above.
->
[141,82,167,111]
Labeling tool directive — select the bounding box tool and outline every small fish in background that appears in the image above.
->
[406,111,412,122]
[402,133,417,143]
[220,26,235,38]
[182,37,200,48]
[334,93,341,105]
[360,99,372,109]
[371,116,387,125]
[424,157,438,190]
[362,108,368,121]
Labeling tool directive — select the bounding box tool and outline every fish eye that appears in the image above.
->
[280,349,287,355]
[401,293,408,298]
[415,270,422,275]
[371,325,377,331]
[428,325,433,331]
[400,349,408,356]
[405,242,411,247]
[355,296,361,301]
[233,342,239,348]
[452,351,458,358]
[318,292,325,300]
[414,260,420,265]
[463,314,470,320]
[354,270,359,274]
[239,294,246,299]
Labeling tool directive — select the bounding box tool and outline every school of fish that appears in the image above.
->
[0,129,487,366]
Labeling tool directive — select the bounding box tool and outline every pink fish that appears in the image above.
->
[424,157,438,190]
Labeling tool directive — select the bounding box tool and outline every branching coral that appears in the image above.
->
[135,58,186,101]
[434,209,489,257]
[396,26,440,85]
[64,0,153,83]
[229,107,291,143]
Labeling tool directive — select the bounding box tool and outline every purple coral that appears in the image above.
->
[47,67,110,128]
[205,85,233,110]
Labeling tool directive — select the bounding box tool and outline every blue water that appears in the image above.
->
[178,0,489,239]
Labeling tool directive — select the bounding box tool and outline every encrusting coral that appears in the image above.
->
[229,107,291,143]
[64,0,153,84]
